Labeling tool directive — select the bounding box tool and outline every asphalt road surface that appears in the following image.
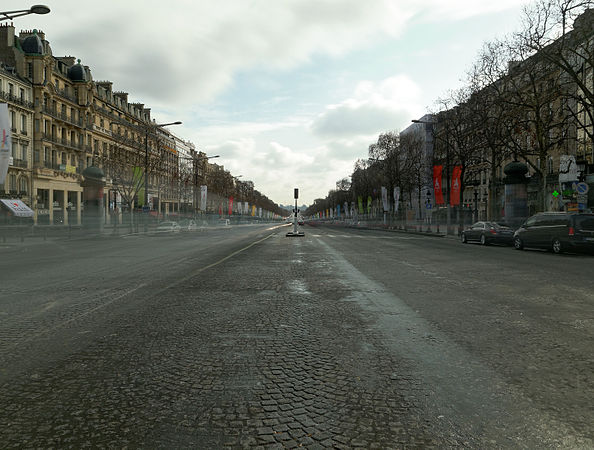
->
[0,223,592,448]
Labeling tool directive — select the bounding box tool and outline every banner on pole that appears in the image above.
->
[381,186,389,212]
[0,104,11,185]
[394,187,400,213]
[228,196,234,216]
[451,165,462,206]
[134,166,145,207]
[433,165,444,204]
[200,185,207,211]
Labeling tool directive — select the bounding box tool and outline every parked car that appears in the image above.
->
[513,212,594,254]
[177,219,198,231]
[461,221,514,245]
[154,221,181,233]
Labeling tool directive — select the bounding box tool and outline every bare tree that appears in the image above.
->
[517,0,593,152]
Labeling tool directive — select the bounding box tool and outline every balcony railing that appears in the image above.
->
[0,90,34,109]
[41,106,85,128]
[10,158,28,168]
[41,132,86,152]
[55,87,77,103]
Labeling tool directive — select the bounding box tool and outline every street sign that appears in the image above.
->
[577,194,588,204]
[576,182,589,195]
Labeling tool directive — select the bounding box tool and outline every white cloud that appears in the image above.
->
[411,0,532,22]
[310,75,423,139]
[29,0,415,108]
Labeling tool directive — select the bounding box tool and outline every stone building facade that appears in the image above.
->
[0,24,198,225]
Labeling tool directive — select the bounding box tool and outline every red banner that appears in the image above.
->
[450,165,462,206]
[433,165,444,205]
[228,197,234,216]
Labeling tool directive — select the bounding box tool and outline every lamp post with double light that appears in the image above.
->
[180,153,219,215]
[142,121,181,210]
[0,5,50,21]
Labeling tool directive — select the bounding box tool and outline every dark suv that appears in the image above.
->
[513,213,594,254]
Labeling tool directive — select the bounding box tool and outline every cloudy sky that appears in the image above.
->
[14,0,531,205]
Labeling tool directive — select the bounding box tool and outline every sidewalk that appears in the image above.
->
[308,219,462,240]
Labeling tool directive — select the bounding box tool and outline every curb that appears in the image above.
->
[308,222,461,240]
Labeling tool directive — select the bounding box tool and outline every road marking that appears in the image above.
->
[6,284,147,349]
[186,233,276,279]
[4,233,276,349]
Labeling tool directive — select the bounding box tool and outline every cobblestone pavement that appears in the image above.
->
[1,224,592,448]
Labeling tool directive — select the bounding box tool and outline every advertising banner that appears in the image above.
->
[394,187,400,213]
[450,165,462,206]
[381,186,389,211]
[133,166,144,206]
[337,204,341,217]
[367,196,372,214]
[433,165,444,204]
[0,104,11,185]
[200,185,207,211]
[344,202,349,218]
[228,196,234,216]
[244,201,249,214]
[251,205,256,216]
[559,155,578,183]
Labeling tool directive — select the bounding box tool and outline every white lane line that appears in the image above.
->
[6,283,147,349]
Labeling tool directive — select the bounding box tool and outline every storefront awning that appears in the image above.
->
[0,199,34,217]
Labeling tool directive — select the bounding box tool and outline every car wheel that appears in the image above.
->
[461,233,467,244]
[513,237,524,250]
[552,238,562,254]
[480,234,487,245]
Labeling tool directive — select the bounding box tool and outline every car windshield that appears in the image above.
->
[2,2,593,448]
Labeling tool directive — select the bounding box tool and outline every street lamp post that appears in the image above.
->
[180,153,219,215]
[412,118,451,235]
[0,5,50,21]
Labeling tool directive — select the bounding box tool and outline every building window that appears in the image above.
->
[61,153,67,165]
[20,114,26,132]
[10,111,16,130]
[34,147,40,163]
[548,157,554,174]
[21,143,27,161]
[19,177,27,194]
[35,119,40,132]
[9,174,17,192]
[44,147,50,163]
[12,141,17,158]
[8,83,14,96]
[19,88,25,101]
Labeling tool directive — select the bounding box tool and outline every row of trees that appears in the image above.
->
[306,0,593,220]
[96,124,286,218]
